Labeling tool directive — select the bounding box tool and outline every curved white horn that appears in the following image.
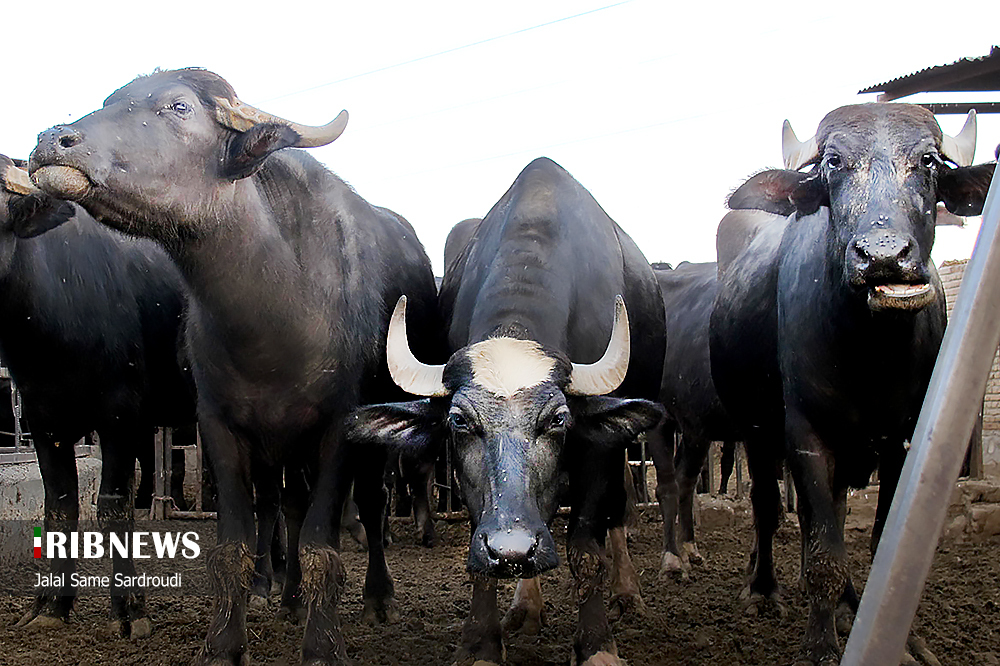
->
[386,296,448,397]
[782,120,819,171]
[941,109,977,167]
[1,163,40,195]
[214,96,349,148]
[567,295,631,396]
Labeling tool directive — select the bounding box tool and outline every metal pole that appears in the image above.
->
[842,165,1000,665]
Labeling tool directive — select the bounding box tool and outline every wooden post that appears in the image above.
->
[734,443,744,499]
[152,428,173,520]
[193,425,203,512]
[705,441,717,497]
[783,464,796,513]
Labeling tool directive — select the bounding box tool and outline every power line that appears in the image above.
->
[261,1,636,103]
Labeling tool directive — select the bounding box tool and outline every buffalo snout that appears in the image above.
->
[469,522,558,579]
[32,127,83,166]
[847,228,921,286]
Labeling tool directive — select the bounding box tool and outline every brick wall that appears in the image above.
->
[939,259,1000,432]
[939,259,1000,477]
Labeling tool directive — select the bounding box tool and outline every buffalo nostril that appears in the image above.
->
[482,532,499,561]
[55,128,83,150]
[898,241,913,260]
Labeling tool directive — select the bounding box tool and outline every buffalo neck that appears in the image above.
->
[168,175,344,388]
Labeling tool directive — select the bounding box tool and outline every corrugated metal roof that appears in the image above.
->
[859,46,1000,100]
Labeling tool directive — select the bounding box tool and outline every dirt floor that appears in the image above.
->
[2,498,999,666]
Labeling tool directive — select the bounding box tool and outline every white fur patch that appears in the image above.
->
[467,338,556,398]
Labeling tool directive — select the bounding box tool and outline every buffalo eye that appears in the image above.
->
[921,152,941,170]
[544,407,571,433]
[170,100,192,116]
[448,410,471,433]
[824,153,843,171]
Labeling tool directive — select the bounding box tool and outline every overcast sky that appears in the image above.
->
[3,1,998,274]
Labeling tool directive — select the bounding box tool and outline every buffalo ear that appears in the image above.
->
[939,162,996,216]
[571,397,665,448]
[345,399,447,455]
[223,122,301,180]
[728,169,827,217]
[9,196,75,238]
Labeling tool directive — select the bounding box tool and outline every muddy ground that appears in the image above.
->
[2,495,999,666]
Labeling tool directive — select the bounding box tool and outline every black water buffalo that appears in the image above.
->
[0,156,195,637]
[349,157,665,666]
[650,261,742,576]
[710,104,994,665]
[30,68,443,665]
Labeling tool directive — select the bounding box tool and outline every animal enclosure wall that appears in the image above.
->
[939,258,1000,478]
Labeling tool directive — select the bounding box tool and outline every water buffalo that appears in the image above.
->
[710,104,994,665]
[29,68,444,665]
[348,157,665,666]
[650,261,742,576]
[0,156,195,638]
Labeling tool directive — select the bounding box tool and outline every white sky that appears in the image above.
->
[3,1,998,274]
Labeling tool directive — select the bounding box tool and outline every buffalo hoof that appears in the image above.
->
[502,602,544,636]
[276,605,308,625]
[835,602,854,636]
[572,650,624,666]
[361,595,399,625]
[658,551,688,580]
[903,636,942,666]
[16,612,67,631]
[740,589,787,619]
[681,541,703,566]
[420,530,436,548]
[109,617,152,639]
[607,590,647,622]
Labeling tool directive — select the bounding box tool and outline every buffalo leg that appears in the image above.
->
[647,417,685,576]
[250,463,282,605]
[195,414,257,666]
[871,442,907,561]
[502,576,544,636]
[743,434,784,614]
[676,433,712,566]
[400,451,437,547]
[278,463,309,624]
[455,573,503,665]
[298,428,356,665]
[352,440,398,624]
[98,426,151,638]
[567,432,625,665]
[18,434,79,628]
[786,410,846,666]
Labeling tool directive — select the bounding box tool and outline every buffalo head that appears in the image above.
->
[0,156,76,274]
[28,68,347,244]
[731,104,995,313]
[347,296,662,578]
